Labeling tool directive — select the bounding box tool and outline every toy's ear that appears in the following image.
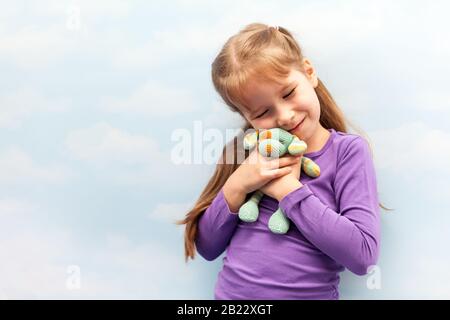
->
[243,131,258,150]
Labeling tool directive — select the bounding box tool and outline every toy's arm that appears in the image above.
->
[287,135,321,178]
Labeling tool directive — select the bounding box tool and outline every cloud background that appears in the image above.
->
[1,0,449,299]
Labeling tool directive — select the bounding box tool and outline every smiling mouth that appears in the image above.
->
[289,118,305,133]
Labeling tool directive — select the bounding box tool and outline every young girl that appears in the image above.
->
[178,23,383,300]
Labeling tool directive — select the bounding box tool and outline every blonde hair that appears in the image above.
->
[177,22,392,262]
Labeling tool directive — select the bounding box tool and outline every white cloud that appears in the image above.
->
[0,198,37,218]
[368,121,450,201]
[0,146,72,184]
[65,122,164,164]
[398,258,450,299]
[0,88,69,129]
[413,91,450,113]
[0,25,77,69]
[0,0,135,69]
[369,122,450,176]
[0,196,114,299]
[36,0,132,18]
[110,24,228,69]
[0,231,71,299]
[202,100,245,130]
[381,228,450,299]
[0,196,196,299]
[99,81,198,117]
[149,202,193,225]
[340,256,450,299]
[0,0,133,20]
[64,122,213,190]
[91,233,201,298]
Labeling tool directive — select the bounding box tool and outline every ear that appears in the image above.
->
[243,131,258,150]
[302,58,319,88]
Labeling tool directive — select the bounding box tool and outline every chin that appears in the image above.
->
[292,123,309,141]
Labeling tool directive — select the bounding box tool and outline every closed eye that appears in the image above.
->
[254,86,297,119]
[255,109,268,118]
[283,87,296,99]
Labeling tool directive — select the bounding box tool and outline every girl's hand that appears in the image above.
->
[226,148,302,195]
[259,155,303,201]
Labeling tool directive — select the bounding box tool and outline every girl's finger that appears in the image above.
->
[266,156,300,169]
[262,166,292,179]
[273,166,293,178]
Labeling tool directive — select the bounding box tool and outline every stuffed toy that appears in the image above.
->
[239,128,321,234]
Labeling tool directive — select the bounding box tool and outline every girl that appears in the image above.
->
[178,23,384,299]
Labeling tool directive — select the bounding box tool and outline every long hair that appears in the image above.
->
[177,22,392,262]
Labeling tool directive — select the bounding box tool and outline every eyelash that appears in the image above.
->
[255,87,296,119]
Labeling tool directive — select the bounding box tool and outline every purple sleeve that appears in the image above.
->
[279,137,381,275]
[195,188,240,261]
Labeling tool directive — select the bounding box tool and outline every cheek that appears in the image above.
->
[253,119,273,130]
[311,102,321,120]
[250,114,277,128]
[297,93,320,119]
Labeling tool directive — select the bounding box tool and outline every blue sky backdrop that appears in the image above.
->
[1,0,450,299]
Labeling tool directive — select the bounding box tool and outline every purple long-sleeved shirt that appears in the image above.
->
[195,128,381,299]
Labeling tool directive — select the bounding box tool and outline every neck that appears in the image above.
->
[304,125,331,154]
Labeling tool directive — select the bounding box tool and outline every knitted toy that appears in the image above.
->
[239,128,321,234]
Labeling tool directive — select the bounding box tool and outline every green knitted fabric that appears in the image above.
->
[239,128,321,234]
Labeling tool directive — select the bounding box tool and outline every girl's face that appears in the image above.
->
[240,59,322,142]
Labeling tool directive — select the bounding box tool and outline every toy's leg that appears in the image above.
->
[268,207,290,234]
[238,191,264,222]
[302,156,321,178]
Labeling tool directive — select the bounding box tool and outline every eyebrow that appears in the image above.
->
[249,81,295,115]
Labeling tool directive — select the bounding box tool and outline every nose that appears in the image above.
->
[276,105,295,129]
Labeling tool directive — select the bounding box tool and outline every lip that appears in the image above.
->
[289,118,305,133]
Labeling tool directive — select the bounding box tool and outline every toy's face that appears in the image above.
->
[258,128,293,141]
[242,128,320,177]
[239,65,321,142]
[243,128,306,158]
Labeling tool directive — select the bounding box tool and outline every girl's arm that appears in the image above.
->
[279,137,381,276]
[195,188,240,261]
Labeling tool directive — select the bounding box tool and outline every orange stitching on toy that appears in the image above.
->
[266,143,272,156]
[260,130,272,141]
